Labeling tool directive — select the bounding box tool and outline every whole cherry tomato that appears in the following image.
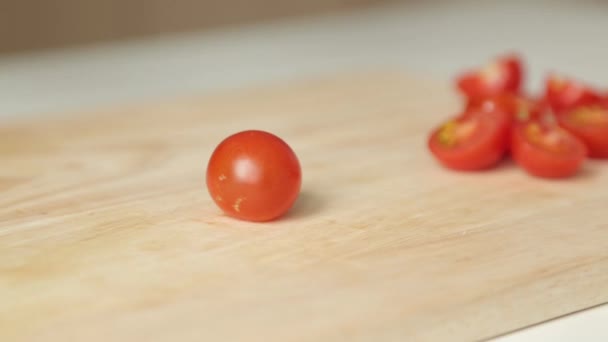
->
[428,107,510,171]
[206,130,302,222]
[544,74,601,113]
[456,54,524,98]
[511,120,587,178]
[557,105,608,158]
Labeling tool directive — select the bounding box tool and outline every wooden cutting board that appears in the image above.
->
[1,71,607,342]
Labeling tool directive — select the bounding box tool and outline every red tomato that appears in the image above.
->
[456,54,524,98]
[206,130,302,222]
[466,93,543,122]
[511,120,587,178]
[428,107,509,171]
[557,105,608,158]
[544,74,601,113]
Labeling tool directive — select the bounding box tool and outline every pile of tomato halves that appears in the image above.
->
[428,54,608,179]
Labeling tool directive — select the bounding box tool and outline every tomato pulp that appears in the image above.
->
[544,74,601,113]
[466,93,545,123]
[511,120,587,178]
[428,107,510,171]
[557,105,608,158]
[206,130,302,222]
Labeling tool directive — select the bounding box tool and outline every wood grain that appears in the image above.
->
[1,71,608,341]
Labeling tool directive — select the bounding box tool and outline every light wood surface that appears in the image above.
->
[1,71,608,341]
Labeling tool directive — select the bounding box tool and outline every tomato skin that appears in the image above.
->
[501,55,524,92]
[511,121,587,179]
[557,106,608,158]
[206,130,302,222]
[428,108,509,171]
[456,55,524,98]
[544,74,601,113]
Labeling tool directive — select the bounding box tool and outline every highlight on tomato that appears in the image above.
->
[456,54,524,99]
[428,107,509,171]
[511,120,587,179]
[556,105,608,158]
[206,130,302,222]
[544,74,601,113]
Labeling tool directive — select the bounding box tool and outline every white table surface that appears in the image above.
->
[1,0,607,340]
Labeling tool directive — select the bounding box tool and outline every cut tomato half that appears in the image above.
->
[511,120,587,178]
[544,74,601,113]
[428,108,509,171]
[456,54,524,98]
[466,93,544,123]
[557,105,608,158]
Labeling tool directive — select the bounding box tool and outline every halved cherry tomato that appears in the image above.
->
[428,107,509,171]
[511,120,587,178]
[557,105,608,158]
[457,55,524,98]
[544,74,601,113]
[206,130,302,222]
[466,93,544,122]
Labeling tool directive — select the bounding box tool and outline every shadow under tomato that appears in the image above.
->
[571,163,597,181]
[511,159,597,181]
[282,190,324,221]
[440,156,515,175]
[494,157,518,172]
